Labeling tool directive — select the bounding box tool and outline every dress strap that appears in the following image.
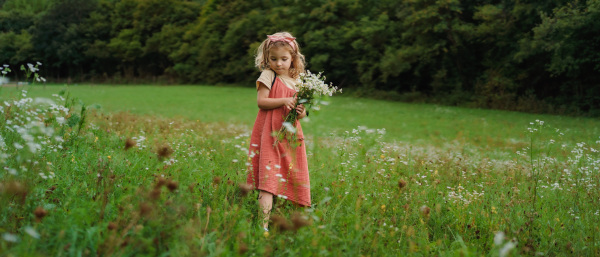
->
[271,70,277,87]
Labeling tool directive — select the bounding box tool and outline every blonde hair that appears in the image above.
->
[255,31,306,79]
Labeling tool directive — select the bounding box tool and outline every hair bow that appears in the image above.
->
[268,35,297,51]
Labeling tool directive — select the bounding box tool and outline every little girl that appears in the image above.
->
[246,32,311,231]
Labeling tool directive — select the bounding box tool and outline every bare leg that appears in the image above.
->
[258,190,273,230]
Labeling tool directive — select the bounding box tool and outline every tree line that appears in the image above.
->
[1,0,599,115]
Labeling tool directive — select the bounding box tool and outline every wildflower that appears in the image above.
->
[281,122,297,134]
[24,227,40,239]
[499,241,517,257]
[13,143,24,150]
[381,205,386,210]
[494,231,505,245]
[2,233,18,242]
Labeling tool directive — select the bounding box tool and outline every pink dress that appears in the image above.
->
[246,75,311,207]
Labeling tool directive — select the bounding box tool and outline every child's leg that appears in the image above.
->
[258,190,273,229]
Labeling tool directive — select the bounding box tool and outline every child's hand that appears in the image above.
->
[283,97,296,110]
[295,104,305,116]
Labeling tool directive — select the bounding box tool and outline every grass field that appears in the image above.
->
[16,84,600,152]
[1,84,599,256]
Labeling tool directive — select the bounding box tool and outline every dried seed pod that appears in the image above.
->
[167,180,178,192]
[124,138,136,150]
[271,215,293,231]
[420,205,431,218]
[156,145,173,159]
[291,212,310,231]
[34,206,48,221]
[398,179,408,189]
[238,183,253,196]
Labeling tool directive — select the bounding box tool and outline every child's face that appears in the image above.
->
[268,46,293,76]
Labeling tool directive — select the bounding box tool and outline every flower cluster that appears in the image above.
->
[275,70,341,146]
[296,71,340,98]
[1,91,70,177]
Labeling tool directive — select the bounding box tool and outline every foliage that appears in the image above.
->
[1,85,599,255]
[0,0,599,115]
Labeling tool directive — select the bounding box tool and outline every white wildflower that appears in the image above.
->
[499,241,517,257]
[494,231,505,245]
[24,227,40,239]
[282,122,296,134]
[13,143,24,149]
[2,233,18,242]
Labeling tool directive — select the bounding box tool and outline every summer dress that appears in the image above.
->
[246,70,311,207]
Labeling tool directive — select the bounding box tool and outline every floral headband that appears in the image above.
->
[268,34,297,51]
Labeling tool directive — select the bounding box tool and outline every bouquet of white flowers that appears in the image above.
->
[274,70,341,146]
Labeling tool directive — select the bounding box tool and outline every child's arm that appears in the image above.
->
[257,83,296,110]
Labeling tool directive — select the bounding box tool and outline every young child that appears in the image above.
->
[246,32,311,231]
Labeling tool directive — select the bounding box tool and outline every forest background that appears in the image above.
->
[1,0,599,116]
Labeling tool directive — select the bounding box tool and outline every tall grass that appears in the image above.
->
[0,86,598,256]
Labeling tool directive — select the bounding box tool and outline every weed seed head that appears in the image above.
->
[124,138,136,150]
[156,144,173,160]
[271,215,293,231]
[139,202,152,217]
[213,176,222,185]
[167,180,178,192]
[238,183,253,196]
[291,212,310,231]
[4,181,28,203]
[34,206,48,221]
[238,243,249,254]
[155,177,167,188]
[150,188,161,200]
[420,205,431,218]
[108,222,118,230]
[398,179,407,189]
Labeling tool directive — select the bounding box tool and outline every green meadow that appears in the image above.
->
[19,84,600,149]
[1,84,599,256]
